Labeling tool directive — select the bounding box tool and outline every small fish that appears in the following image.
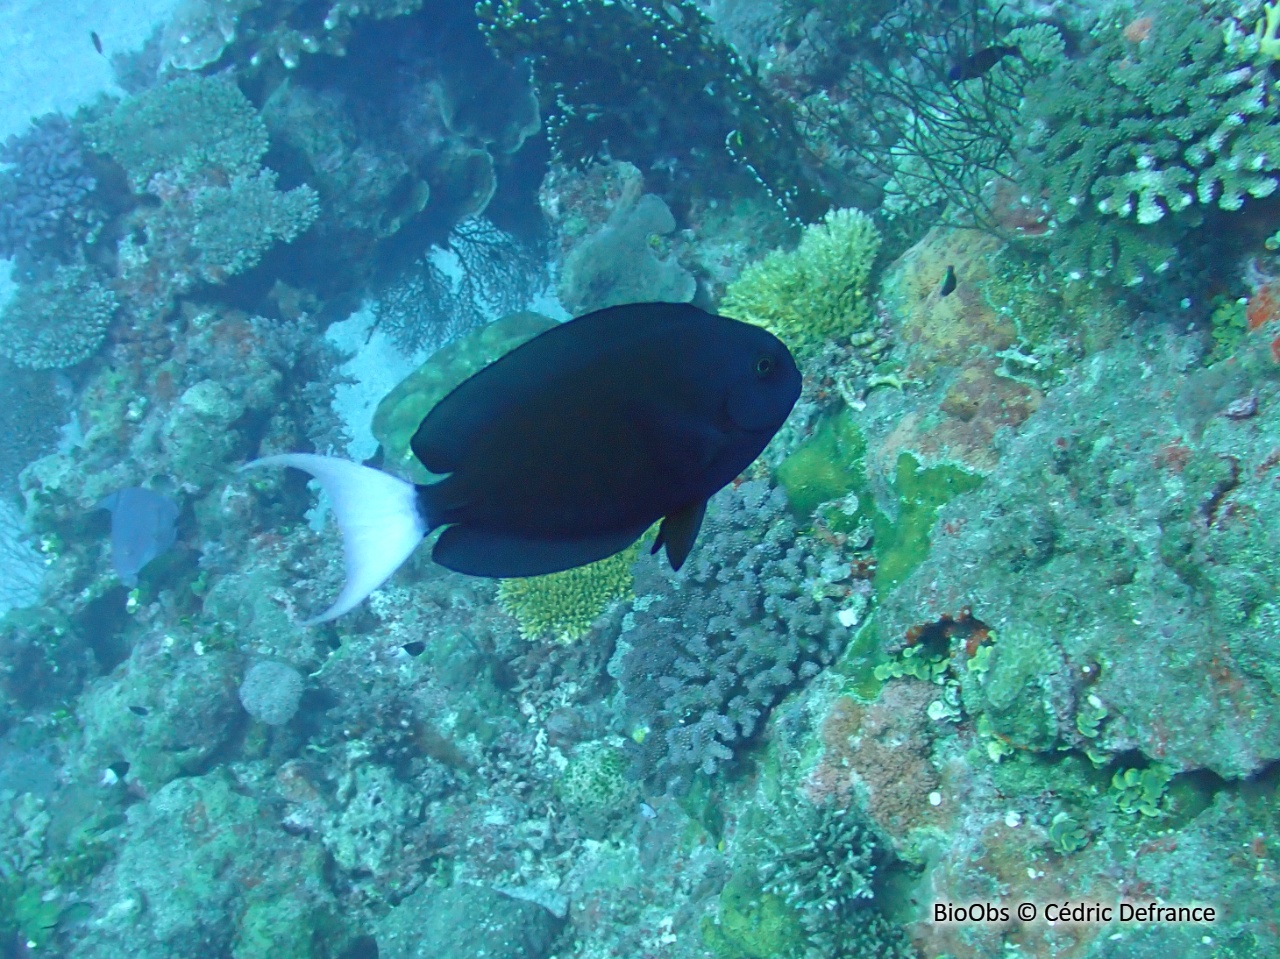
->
[940,265,957,297]
[245,302,801,624]
[91,31,103,55]
[128,705,149,716]
[402,641,426,657]
[96,487,180,587]
[948,44,1020,82]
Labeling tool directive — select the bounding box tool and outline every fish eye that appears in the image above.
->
[755,356,775,376]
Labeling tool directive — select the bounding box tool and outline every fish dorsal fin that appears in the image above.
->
[651,499,708,571]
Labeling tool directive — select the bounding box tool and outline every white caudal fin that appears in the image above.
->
[242,454,428,625]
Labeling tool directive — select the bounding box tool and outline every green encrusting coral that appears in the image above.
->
[721,208,881,358]
[701,872,805,959]
[775,408,867,522]
[497,543,640,643]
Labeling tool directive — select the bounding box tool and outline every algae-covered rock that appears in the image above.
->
[371,311,560,483]
[375,882,562,959]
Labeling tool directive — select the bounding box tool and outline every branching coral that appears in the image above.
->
[1016,5,1280,283]
[0,264,117,369]
[0,114,106,273]
[720,207,881,358]
[619,481,848,788]
[752,798,915,959]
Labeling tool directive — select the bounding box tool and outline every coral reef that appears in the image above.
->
[5,2,1280,958]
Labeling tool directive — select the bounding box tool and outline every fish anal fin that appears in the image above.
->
[656,499,707,571]
[433,523,647,578]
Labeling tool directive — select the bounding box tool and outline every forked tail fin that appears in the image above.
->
[242,454,429,625]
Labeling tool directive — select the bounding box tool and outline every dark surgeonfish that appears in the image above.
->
[245,302,802,624]
[947,44,1021,82]
[96,487,179,587]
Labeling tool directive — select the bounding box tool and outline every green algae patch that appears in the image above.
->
[872,453,983,595]
[776,408,866,520]
[702,872,804,959]
[372,310,560,482]
[833,615,890,702]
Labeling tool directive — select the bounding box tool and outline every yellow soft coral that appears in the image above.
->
[720,208,881,358]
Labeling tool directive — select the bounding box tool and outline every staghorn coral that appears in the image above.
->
[721,207,880,358]
[1016,5,1280,283]
[0,264,118,369]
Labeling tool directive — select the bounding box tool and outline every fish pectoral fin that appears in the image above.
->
[653,499,708,571]
[634,403,727,481]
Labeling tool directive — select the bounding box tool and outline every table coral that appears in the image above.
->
[84,75,268,190]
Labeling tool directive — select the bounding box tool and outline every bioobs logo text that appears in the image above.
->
[934,902,1013,924]
[934,900,1219,925]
